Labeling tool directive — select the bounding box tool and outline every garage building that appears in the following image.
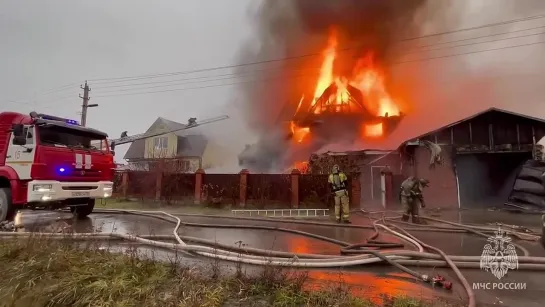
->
[398,107,545,209]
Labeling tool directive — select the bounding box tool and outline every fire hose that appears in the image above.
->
[2,209,545,307]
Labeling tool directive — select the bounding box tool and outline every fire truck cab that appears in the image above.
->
[0,111,115,222]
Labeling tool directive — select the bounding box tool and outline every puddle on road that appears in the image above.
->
[9,211,463,303]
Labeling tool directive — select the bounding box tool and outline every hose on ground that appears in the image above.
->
[6,208,545,307]
[384,216,532,256]
[63,208,542,265]
[386,222,476,307]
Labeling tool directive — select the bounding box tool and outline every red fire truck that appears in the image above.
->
[0,111,115,221]
[0,111,229,222]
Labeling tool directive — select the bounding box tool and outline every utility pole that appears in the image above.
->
[79,81,98,126]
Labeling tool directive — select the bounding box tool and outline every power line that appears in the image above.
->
[39,83,79,95]
[402,30,545,55]
[8,13,543,104]
[94,68,315,94]
[92,71,318,98]
[392,40,545,65]
[96,28,542,92]
[2,83,80,107]
[91,65,314,90]
[92,30,545,95]
[87,14,545,84]
[403,25,545,52]
[92,40,545,99]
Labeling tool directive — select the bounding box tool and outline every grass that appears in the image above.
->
[0,237,444,307]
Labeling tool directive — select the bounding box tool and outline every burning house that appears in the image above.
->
[234,0,432,173]
[239,33,405,172]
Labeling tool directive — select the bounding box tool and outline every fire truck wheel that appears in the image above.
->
[0,188,15,222]
[71,199,95,220]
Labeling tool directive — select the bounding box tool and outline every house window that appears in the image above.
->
[153,136,168,149]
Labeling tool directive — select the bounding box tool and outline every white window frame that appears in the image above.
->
[153,136,168,149]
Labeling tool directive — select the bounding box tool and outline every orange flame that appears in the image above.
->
[313,35,336,100]
[363,122,383,138]
[293,31,401,138]
[292,161,309,173]
[290,121,310,143]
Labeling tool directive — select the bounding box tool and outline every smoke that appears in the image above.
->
[237,0,433,132]
[233,0,545,172]
[232,0,441,171]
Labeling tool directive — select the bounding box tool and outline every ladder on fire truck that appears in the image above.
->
[109,115,229,151]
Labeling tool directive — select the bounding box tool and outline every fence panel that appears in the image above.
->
[127,171,156,199]
[162,173,196,204]
[299,174,330,208]
[247,174,291,208]
[202,174,240,207]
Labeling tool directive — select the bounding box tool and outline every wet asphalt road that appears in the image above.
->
[11,209,545,307]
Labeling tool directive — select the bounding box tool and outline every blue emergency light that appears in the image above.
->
[34,113,80,125]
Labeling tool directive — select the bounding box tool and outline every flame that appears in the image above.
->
[363,122,383,138]
[292,161,309,173]
[294,31,401,138]
[312,35,336,100]
[290,121,310,143]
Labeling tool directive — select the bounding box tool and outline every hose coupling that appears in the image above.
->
[432,275,453,290]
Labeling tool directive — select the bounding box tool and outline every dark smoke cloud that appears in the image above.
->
[236,0,430,134]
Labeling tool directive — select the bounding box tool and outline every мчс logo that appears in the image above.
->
[480,228,519,280]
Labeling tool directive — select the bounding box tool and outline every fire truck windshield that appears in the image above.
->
[38,124,108,152]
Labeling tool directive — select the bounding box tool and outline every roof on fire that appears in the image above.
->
[123,117,208,160]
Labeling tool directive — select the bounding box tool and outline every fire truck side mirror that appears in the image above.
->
[11,124,27,146]
[12,124,24,136]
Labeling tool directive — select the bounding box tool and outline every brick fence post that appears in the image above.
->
[381,166,393,208]
[291,169,300,208]
[239,169,249,208]
[350,172,361,209]
[121,171,129,198]
[194,169,205,205]
[155,171,162,201]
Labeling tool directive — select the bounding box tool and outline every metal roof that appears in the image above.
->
[404,107,545,143]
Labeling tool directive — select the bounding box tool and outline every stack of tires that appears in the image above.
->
[507,160,545,211]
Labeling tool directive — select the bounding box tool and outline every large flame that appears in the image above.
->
[288,32,402,171]
[290,31,401,140]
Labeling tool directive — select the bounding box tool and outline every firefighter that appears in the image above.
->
[400,177,429,224]
[328,164,351,224]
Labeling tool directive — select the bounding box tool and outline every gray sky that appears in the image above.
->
[2,0,545,162]
[0,0,255,161]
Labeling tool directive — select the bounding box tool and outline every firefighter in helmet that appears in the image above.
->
[328,164,351,223]
[400,177,429,224]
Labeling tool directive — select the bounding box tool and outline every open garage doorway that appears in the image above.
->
[455,152,532,209]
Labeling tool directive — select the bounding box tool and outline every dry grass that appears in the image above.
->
[0,238,444,307]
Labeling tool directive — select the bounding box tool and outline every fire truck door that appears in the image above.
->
[5,126,36,180]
